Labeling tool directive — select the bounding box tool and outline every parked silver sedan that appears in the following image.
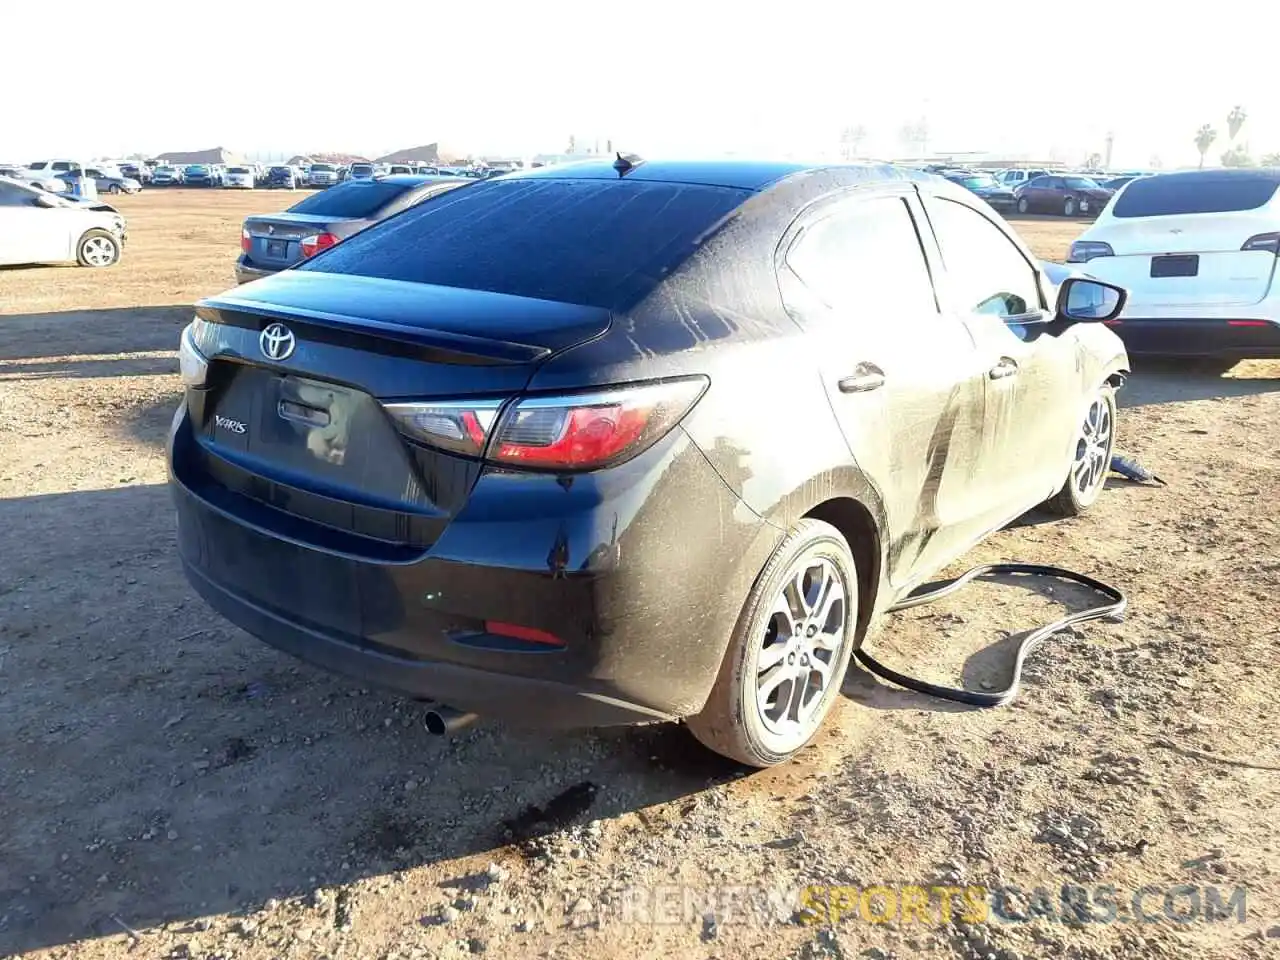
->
[56,167,142,195]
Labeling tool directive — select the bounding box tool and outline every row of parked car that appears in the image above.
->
[920,164,1153,219]
[135,160,510,190]
[0,160,143,196]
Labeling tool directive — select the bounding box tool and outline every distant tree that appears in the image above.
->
[567,134,576,154]
[1085,151,1102,170]
[1261,152,1280,166]
[1227,105,1248,142]
[1221,145,1255,167]
[1149,155,1164,169]
[1194,125,1218,167]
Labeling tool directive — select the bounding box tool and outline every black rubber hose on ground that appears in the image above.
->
[852,563,1127,707]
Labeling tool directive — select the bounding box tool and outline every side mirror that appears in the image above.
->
[1056,276,1126,323]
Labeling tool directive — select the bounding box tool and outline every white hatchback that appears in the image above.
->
[1067,169,1280,361]
[0,176,128,267]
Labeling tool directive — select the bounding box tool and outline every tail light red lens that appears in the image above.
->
[300,232,340,258]
[383,377,708,471]
[489,378,708,470]
[240,226,251,252]
[1241,233,1280,254]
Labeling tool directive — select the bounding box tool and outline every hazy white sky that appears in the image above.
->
[4,0,1277,168]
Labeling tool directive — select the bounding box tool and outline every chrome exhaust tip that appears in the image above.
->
[422,705,479,736]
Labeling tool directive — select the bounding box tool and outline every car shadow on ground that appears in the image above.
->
[0,481,752,955]
[0,305,190,381]
[1118,361,1280,408]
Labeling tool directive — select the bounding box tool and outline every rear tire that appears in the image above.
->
[1044,385,1116,517]
[76,229,121,268]
[1063,196,1077,217]
[108,184,121,195]
[686,519,858,767]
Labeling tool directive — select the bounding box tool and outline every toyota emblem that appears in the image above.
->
[260,322,296,361]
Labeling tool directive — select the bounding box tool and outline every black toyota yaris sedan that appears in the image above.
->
[170,158,1130,767]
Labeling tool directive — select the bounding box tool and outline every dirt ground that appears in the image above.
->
[2,189,1279,960]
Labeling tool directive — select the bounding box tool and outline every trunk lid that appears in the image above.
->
[186,272,612,550]
[243,213,360,270]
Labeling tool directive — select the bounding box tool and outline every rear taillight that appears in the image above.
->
[383,377,708,471]
[240,226,251,252]
[1241,233,1280,254]
[1067,240,1115,263]
[489,379,708,470]
[382,399,504,457]
[300,232,340,258]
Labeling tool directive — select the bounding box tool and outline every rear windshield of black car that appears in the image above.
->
[1112,175,1280,218]
[297,178,750,310]
[286,180,411,217]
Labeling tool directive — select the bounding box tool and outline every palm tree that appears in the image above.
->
[1194,125,1218,168]
[1227,106,1247,142]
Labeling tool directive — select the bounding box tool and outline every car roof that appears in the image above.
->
[373,174,470,186]
[502,158,932,192]
[1132,167,1280,186]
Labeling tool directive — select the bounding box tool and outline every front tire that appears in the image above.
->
[1044,385,1116,516]
[687,519,858,767]
[1063,196,1077,217]
[76,229,121,268]
[1017,196,1030,214]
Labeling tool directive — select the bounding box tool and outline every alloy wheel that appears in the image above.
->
[754,557,848,742]
[81,236,117,267]
[1072,394,1112,499]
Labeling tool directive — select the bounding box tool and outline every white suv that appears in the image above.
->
[1067,169,1280,363]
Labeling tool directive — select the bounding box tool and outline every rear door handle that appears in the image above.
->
[838,363,886,394]
[988,357,1019,380]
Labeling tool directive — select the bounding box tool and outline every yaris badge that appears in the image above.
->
[260,323,296,361]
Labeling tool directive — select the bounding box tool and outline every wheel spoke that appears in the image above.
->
[811,624,844,652]
[782,576,807,624]
[813,570,844,630]
[756,663,790,699]
[758,640,788,671]
[1074,458,1092,491]
[783,668,809,722]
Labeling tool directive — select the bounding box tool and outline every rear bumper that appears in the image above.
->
[168,403,780,728]
[181,556,673,726]
[1104,317,1280,358]
[234,257,279,284]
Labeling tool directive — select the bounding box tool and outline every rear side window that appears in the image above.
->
[784,196,939,318]
[287,180,411,218]
[299,178,750,311]
[925,197,1041,318]
[1112,175,1280,218]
